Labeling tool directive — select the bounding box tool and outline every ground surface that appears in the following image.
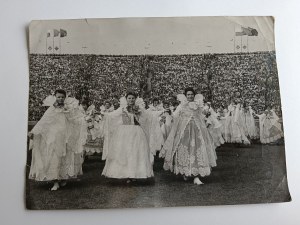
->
[26,143,291,210]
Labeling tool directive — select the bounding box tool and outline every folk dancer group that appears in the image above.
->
[28,88,284,190]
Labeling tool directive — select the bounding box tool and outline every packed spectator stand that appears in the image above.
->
[28,52,281,121]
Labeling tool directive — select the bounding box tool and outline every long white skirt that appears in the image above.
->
[260,119,284,144]
[102,125,154,178]
[29,140,83,181]
[208,126,225,147]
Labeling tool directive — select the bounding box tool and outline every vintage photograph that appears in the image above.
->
[26,16,290,209]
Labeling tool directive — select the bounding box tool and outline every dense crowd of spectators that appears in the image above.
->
[28,52,281,121]
[209,53,280,113]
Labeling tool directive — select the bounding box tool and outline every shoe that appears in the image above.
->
[50,182,60,191]
[193,177,204,185]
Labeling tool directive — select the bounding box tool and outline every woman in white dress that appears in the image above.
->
[239,104,249,137]
[160,88,217,185]
[146,98,165,151]
[245,105,259,140]
[218,108,227,139]
[101,92,162,181]
[223,102,234,143]
[79,102,103,155]
[159,101,173,142]
[28,90,85,191]
[229,101,250,144]
[203,102,225,147]
[256,108,284,144]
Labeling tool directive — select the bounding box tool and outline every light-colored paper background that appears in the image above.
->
[0,0,299,224]
[29,17,275,54]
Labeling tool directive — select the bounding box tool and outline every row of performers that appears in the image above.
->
[148,99,284,145]
[28,88,284,191]
[80,95,284,149]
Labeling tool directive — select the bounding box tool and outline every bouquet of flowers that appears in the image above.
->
[53,101,69,112]
[94,113,102,123]
[85,116,94,129]
[132,105,141,115]
[202,107,211,118]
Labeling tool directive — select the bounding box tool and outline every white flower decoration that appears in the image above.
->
[135,97,145,109]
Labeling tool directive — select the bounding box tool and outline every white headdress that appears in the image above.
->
[135,97,145,109]
[194,94,204,106]
[42,95,56,106]
[119,96,127,108]
[177,94,187,104]
[64,97,79,109]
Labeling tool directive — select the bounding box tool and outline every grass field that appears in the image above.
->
[25,143,290,210]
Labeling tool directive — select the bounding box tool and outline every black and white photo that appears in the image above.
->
[26,16,290,209]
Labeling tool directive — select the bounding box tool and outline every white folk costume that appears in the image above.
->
[257,110,284,144]
[224,104,234,143]
[203,104,225,147]
[29,96,85,181]
[159,109,173,142]
[218,109,227,138]
[101,97,162,179]
[160,94,217,177]
[146,103,165,150]
[239,106,249,137]
[79,105,104,154]
[245,106,259,139]
[227,103,250,144]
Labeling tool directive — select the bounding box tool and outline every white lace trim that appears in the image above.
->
[163,163,213,177]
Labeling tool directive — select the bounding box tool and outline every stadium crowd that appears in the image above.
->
[28,52,281,121]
